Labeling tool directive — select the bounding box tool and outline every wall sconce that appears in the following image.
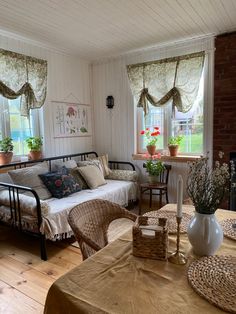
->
[106,95,114,109]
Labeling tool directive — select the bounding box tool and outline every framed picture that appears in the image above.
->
[52,102,92,138]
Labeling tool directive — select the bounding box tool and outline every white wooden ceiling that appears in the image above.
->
[0,0,236,61]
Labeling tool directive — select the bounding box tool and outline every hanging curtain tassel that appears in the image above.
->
[138,88,149,115]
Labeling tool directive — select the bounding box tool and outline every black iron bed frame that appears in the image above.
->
[0,151,135,260]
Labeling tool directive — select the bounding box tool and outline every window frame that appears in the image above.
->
[136,52,213,157]
[0,96,41,157]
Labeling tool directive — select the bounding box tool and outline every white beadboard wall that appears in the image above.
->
[92,36,215,202]
[0,33,93,157]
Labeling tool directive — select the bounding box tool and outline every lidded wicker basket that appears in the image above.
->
[132,216,168,260]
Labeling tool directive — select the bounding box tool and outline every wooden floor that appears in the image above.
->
[0,201,159,314]
[0,225,82,314]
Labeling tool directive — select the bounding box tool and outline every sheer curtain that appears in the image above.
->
[127,52,205,115]
[0,48,47,117]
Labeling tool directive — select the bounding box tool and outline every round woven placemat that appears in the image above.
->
[143,210,192,234]
[220,219,236,241]
[188,255,236,313]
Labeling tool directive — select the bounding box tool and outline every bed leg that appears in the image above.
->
[40,234,47,261]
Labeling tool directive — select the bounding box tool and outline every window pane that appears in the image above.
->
[9,99,20,114]
[10,114,21,130]
[140,107,164,151]
[8,99,32,155]
[0,97,34,156]
[145,107,164,149]
[171,76,204,154]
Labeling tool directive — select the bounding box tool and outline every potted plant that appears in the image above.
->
[26,136,43,160]
[186,155,229,256]
[168,135,183,157]
[140,127,161,155]
[0,137,14,165]
[145,154,165,184]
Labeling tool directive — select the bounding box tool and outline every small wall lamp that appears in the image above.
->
[106,95,114,109]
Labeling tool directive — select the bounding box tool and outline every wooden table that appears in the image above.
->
[44,204,236,314]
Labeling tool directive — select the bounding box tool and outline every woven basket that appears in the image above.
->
[132,216,168,260]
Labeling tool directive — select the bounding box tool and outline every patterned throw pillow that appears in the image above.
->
[106,169,138,182]
[69,167,89,190]
[77,159,104,175]
[51,159,77,172]
[39,167,81,199]
[86,154,111,177]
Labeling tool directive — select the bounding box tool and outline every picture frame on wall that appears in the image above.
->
[52,101,92,138]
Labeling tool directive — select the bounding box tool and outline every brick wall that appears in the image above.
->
[214,32,236,164]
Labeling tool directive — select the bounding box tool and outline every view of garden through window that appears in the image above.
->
[141,75,204,155]
[0,97,32,155]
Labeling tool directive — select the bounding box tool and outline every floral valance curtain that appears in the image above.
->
[127,51,205,115]
[0,48,47,117]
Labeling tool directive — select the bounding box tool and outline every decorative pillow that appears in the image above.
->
[86,154,111,177]
[39,167,81,199]
[0,190,49,216]
[8,162,52,200]
[77,159,104,175]
[51,159,77,172]
[106,169,138,182]
[69,167,89,190]
[78,165,106,189]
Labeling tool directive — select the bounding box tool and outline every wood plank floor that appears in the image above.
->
[0,225,82,314]
[0,201,158,314]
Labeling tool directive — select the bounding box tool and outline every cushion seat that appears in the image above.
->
[40,179,137,240]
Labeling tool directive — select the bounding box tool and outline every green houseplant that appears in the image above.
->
[0,137,14,165]
[26,136,43,160]
[145,154,165,184]
[168,135,183,157]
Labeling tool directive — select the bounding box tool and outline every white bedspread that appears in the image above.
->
[41,180,137,240]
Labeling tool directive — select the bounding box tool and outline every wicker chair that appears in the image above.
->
[68,199,137,260]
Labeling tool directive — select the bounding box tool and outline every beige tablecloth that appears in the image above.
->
[44,204,236,314]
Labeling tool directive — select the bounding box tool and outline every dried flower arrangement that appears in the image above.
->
[186,154,230,214]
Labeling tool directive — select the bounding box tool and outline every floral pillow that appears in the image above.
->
[69,167,89,190]
[106,169,138,182]
[39,167,81,199]
[51,159,77,172]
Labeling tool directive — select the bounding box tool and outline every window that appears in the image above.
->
[0,96,39,156]
[137,66,204,155]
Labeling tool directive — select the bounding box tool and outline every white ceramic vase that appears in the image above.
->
[187,212,223,256]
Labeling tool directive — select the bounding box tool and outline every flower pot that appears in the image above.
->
[146,145,156,156]
[148,175,159,184]
[0,152,13,165]
[168,145,179,157]
[29,151,42,160]
[187,212,223,256]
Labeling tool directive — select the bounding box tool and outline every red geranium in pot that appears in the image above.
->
[140,127,160,155]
